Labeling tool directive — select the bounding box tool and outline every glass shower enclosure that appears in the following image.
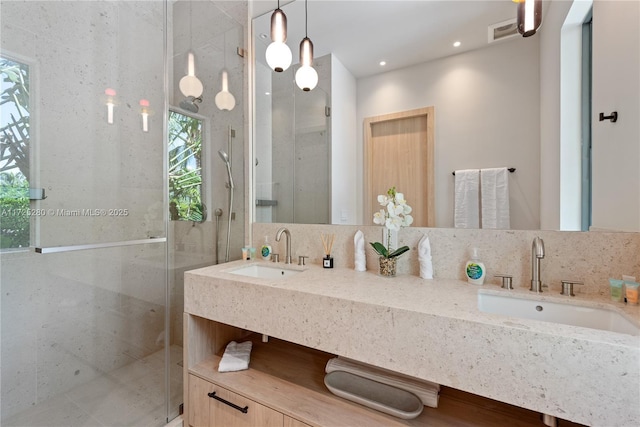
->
[1,1,246,425]
[1,1,171,425]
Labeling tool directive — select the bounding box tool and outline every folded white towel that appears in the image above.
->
[480,167,510,229]
[454,169,480,229]
[354,230,366,271]
[418,235,433,279]
[326,357,440,408]
[218,341,252,372]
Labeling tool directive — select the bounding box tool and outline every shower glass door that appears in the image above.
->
[1,1,170,425]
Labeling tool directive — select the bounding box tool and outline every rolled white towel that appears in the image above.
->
[218,341,252,372]
[418,234,433,279]
[354,230,366,271]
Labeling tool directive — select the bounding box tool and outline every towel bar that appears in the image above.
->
[452,168,515,176]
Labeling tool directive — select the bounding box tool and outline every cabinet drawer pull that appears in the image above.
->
[207,391,249,414]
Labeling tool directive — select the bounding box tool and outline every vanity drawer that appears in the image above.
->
[189,374,282,427]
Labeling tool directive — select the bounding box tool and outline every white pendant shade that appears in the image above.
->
[215,69,236,111]
[295,1,317,92]
[179,51,204,98]
[266,41,292,72]
[295,65,318,91]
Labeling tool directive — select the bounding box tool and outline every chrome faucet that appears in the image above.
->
[530,236,545,292]
[275,227,292,264]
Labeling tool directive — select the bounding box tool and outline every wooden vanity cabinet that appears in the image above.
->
[188,374,283,427]
[183,315,410,427]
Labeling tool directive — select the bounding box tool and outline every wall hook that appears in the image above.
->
[599,111,618,123]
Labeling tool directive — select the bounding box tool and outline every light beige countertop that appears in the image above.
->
[184,260,640,426]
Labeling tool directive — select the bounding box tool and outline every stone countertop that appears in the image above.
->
[184,260,640,426]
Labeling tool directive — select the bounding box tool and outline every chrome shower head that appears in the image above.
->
[180,96,202,113]
[218,149,230,164]
[218,149,234,189]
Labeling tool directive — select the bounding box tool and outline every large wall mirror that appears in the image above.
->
[252,0,640,232]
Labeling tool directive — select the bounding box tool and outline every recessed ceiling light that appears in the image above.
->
[453,41,461,47]
[379,61,386,66]
[265,92,271,96]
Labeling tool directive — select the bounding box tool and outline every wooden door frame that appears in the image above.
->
[363,106,435,226]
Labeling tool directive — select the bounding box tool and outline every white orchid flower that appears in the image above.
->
[402,214,414,227]
[377,194,389,206]
[403,204,412,215]
[395,192,406,204]
[373,209,386,225]
[385,216,402,231]
[387,202,403,217]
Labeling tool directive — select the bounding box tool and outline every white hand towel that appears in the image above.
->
[354,230,366,271]
[480,167,510,229]
[218,341,252,372]
[454,169,480,229]
[418,234,433,279]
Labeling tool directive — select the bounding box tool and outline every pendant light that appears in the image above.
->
[265,0,292,72]
[295,0,318,91]
[179,51,204,98]
[515,0,542,37]
[215,70,236,111]
[215,31,236,111]
[179,3,204,98]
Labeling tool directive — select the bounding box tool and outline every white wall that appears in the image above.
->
[591,0,640,231]
[356,38,541,229]
[540,0,574,231]
[330,55,358,224]
[541,0,640,232]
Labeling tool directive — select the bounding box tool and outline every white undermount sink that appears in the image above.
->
[478,291,639,336]
[228,264,302,279]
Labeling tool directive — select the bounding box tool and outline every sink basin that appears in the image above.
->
[228,264,301,279]
[478,292,639,336]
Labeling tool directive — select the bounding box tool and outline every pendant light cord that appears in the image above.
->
[305,0,308,38]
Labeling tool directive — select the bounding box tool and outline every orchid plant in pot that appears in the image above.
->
[370,187,413,276]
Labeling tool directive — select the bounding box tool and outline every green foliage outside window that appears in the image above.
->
[1,57,30,249]
[168,110,204,222]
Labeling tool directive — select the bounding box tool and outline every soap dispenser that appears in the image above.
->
[261,236,272,260]
[465,247,486,285]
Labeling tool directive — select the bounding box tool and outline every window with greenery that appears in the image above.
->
[168,110,204,222]
[0,57,30,249]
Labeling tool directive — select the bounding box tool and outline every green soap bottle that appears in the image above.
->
[465,247,486,285]
[261,236,272,260]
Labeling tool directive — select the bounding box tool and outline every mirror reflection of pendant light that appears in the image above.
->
[265,0,292,72]
[215,70,236,111]
[295,0,318,91]
[515,0,542,37]
[215,30,236,111]
[179,2,204,98]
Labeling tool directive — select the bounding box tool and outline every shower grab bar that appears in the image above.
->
[35,237,166,254]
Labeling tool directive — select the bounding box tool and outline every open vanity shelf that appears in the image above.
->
[184,316,585,427]
[188,331,416,426]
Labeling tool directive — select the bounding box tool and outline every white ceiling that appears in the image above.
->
[252,0,521,78]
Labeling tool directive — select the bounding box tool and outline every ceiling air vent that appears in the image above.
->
[488,18,518,43]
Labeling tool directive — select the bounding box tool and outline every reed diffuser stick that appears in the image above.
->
[321,233,335,256]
